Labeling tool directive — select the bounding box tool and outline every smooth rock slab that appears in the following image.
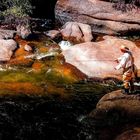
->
[56,0,140,35]
[62,36,140,79]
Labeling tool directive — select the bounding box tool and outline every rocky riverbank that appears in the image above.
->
[0,0,139,139]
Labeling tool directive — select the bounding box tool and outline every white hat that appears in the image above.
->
[120,45,129,51]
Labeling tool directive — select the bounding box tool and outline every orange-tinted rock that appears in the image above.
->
[14,35,28,46]
[39,47,48,53]
[32,61,45,72]
[10,44,33,66]
[15,45,31,57]
[54,63,86,81]
[0,82,45,95]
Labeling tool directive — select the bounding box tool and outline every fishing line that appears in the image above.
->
[66,59,116,62]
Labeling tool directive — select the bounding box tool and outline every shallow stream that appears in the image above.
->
[0,34,139,140]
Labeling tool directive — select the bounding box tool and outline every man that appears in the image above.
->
[115,45,135,94]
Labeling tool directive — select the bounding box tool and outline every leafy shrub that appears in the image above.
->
[0,0,33,17]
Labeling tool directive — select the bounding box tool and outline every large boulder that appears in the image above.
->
[60,22,93,43]
[56,0,140,35]
[90,90,140,119]
[0,39,17,61]
[61,36,140,79]
[88,90,140,140]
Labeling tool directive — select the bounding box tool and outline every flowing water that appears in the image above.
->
[0,80,117,140]
[0,33,139,140]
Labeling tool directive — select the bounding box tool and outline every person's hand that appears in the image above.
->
[114,65,119,70]
[114,59,118,63]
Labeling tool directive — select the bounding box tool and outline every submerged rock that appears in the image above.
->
[25,51,59,60]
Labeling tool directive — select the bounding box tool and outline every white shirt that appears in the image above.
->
[115,51,133,70]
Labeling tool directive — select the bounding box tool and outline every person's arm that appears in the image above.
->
[115,55,127,70]
[117,56,122,62]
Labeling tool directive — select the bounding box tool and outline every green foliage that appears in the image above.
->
[0,0,33,17]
